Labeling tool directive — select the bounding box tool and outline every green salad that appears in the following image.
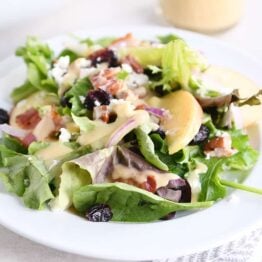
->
[0,33,261,222]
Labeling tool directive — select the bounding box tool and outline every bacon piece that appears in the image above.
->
[204,136,229,151]
[122,55,143,73]
[113,175,157,193]
[90,68,123,96]
[204,134,236,157]
[16,108,41,130]
[141,175,157,193]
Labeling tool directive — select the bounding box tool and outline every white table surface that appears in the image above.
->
[0,0,262,261]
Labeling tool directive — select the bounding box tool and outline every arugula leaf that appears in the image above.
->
[198,129,259,201]
[235,90,262,107]
[198,158,226,201]
[73,182,213,222]
[135,128,168,171]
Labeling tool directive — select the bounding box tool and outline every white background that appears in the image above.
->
[0,0,262,261]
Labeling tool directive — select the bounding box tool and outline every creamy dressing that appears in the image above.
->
[160,0,244,33]
[112,164,180,189]
[77,101,151,149]
[186,162,208,202]
[36,142,72,161]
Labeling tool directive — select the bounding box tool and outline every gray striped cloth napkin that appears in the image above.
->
[154,228,262,262]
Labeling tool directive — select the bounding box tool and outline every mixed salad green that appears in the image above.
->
[0,33,261,222]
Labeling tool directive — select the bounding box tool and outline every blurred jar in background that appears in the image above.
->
[160,0,244,33]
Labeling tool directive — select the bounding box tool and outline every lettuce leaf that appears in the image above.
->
[11,37,57,103]
[64,77,93,116]
[71,114,95,132]
[0,144,54,209]
[50,147,114,210]
[158,34,182,44]
[160,40,207,91]
[73,182,213,222]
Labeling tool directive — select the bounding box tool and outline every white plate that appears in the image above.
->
[0,26,262,261]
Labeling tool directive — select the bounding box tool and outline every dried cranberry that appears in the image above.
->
[60,96,72,108]
[108,112,117,123]
[84,89,111,110]
[89,49,119,67]
[150,128,166,139]
[144,68,162,81]
[0,108,9,124]
[85,204,113,222]
[154,85,169,97]
[190,125,210,145]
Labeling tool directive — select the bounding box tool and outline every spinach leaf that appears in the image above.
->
[135,128,168,171]
[73,182,213,222]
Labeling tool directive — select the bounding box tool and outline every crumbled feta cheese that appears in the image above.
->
[126,73,149,89]
[79,67,98,79]
[59,128,71,143]
[58,56,70,69]
[109,99,127,106]
[94,100,101,106]
[51,56,70,84]
[121,63,133,73]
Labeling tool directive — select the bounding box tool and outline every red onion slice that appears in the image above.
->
[0,124,28,139]
[106,118,138,147]
[145,107,167,118]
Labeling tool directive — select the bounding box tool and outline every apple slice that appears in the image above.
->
[149,90,203,154]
